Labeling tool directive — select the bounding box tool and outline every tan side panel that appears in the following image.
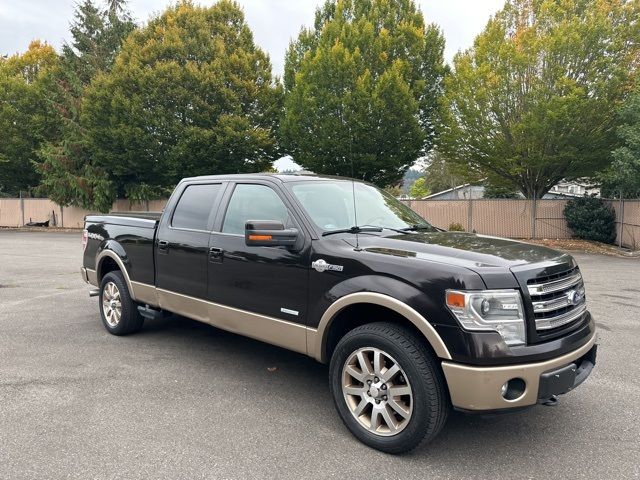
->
[157,289,308,355]
[442,334,596,410]
[310,292,452,363]
[86,268,98,286]
[130,281,158,307]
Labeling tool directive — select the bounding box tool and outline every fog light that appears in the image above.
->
[501,378,526,400]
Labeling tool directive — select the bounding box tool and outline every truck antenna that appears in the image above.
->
[349,125,361,251]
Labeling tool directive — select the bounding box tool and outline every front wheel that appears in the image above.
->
[99,271,144,335]
[329,322,449,454]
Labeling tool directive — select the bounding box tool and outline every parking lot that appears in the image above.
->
[0,230,639,479]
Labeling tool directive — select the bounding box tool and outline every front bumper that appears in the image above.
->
[441,333,597,411]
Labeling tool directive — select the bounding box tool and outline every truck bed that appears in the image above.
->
[84,212,160,285]
[85,212,161,229]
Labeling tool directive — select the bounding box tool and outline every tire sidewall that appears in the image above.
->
[329,327,442,453]
[99,271,133,335]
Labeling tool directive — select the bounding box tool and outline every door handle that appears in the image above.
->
[209,246,223,263]
[158,240,169,254]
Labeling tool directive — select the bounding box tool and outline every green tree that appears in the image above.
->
[281,0,446,187]
[37,0,136,210]
[409,177,429,198]
[80,0,282,207]
[62,0,135,86]
[422,150,466,194]
[439,0,640,198]
[0,41,61,195]
[483,181,519,199]
[601,84,640,199]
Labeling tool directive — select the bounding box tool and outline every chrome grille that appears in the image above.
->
[527,268,587,331]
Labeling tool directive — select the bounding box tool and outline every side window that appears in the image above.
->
[171,184,221,230]
[222,184,289,235]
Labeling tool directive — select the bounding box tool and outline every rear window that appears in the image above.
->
[171,184,221,230]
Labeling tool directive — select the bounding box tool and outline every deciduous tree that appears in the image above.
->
[0,41,60,195]
[409,177,429,198]
[601,83,640,199]
[439,0,640,198]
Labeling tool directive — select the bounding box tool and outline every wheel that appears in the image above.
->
[99,271,144,335]
[329,322,449,454]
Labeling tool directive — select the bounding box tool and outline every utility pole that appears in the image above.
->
[19,190,24,227]
[619,191,624,248]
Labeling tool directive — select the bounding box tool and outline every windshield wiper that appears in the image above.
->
[400,223,433,232]
[322,226,383,237]
[359,224,411,234]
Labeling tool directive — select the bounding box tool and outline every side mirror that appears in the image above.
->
[245,220,298,247]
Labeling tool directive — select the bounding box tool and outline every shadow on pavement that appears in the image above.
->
[134,313,568,460]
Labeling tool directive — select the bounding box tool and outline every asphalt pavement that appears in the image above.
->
[0,230,638,479]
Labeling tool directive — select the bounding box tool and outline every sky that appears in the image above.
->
[0,0,505,171]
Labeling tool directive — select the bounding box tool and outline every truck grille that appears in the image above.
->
[527,267,587,331]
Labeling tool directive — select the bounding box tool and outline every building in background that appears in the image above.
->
[422,181,600,200]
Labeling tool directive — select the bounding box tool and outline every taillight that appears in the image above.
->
[82,230,88,251]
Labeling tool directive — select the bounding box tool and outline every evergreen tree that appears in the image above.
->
[281,0,446,187]
[37,0,136,210]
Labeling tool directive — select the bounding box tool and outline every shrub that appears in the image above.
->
[563,197,616,244]
[448,222,465,232]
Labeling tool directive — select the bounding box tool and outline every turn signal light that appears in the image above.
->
[446,291,466,308]
[248,234,272,241]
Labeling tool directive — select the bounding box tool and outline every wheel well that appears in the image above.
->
[324,303,432,362]
[99,256,120,281]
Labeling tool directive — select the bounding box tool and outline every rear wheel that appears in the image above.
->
[99,271,144,335]
[329,322,449,454]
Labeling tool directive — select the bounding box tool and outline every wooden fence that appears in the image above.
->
[0,198,168,229]
[402,198,640,250]
[1,197,638,250]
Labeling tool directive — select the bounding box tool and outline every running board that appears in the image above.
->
[137,304,166,321]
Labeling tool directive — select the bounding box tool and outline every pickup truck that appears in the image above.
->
[81,173,597,454]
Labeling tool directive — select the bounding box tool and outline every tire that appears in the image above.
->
[329,322,449,454]
[99,271,144,335]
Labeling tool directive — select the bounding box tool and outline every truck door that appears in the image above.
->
[155,182,225,299]
[207,181,310,324]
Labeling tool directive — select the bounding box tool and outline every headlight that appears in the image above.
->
[445,289,526,347]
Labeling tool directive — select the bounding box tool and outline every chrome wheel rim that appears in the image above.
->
[342,347,413,436]
[102,281,122,327]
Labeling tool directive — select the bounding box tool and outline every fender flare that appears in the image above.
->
[309,292,452,362]
[96,249,135,296]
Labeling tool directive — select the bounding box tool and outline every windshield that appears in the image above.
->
[288,180,436,233]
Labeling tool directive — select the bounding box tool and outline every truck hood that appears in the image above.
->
[348,231,566,269]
